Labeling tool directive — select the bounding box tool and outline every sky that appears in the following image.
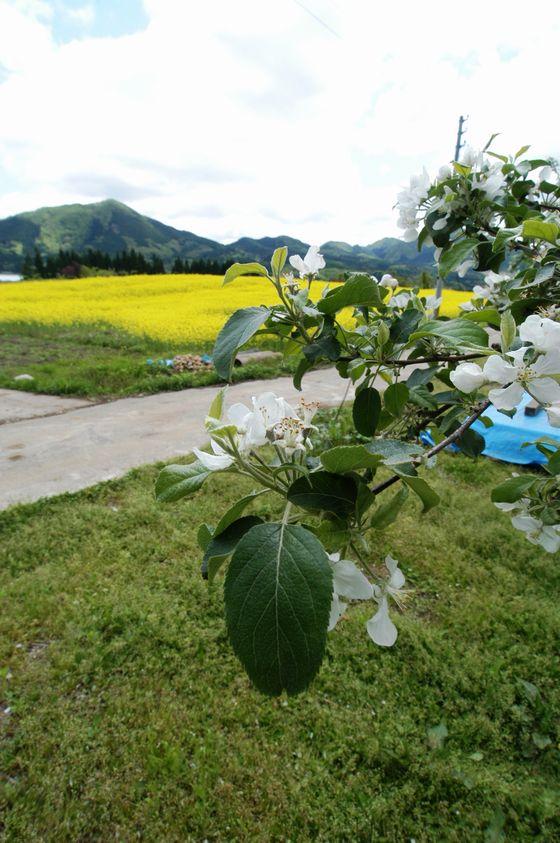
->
[0,0,559,246]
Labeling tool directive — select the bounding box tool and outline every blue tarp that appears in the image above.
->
[471,392,560,465]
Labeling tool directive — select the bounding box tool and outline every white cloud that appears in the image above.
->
[0,0,559,246]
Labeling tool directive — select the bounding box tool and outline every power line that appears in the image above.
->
[292,0,341,38]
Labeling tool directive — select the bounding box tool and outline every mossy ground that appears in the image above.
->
[1,441,558,841]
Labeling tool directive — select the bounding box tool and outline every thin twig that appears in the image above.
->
[370,398,492,496]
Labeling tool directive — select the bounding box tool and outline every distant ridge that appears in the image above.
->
[0,198,474,288]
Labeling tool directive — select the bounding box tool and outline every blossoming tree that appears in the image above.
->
[157,141,560,696]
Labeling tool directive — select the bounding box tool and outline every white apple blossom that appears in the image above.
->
[495,497,560,553]
[457,259,476,278]
[547,403,560,427]
[327,552,373,631]
[450,362,487,394]
[387,292,412,310]
[366,555,408,647]
[460,145,485,169]
[193,440,235,471]
[396,168,431,241]
[472,271,508,304]
[437,163,453,180]
[519,314,560,353]
[272,417,307,456]
[289,245,325,278]
[483,348,560,411]
[477,167,507,200]
[380,273,398,289]
[367,592,397,647]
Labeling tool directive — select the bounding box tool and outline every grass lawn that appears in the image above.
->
[0,322,287,398]
[1,435,558,841]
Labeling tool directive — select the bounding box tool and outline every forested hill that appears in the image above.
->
[0,198,474,287]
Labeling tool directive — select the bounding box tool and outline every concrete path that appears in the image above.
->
[0,370,353,510]
[0,389,93,424]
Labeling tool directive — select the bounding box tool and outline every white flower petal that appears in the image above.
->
[483,355,519,385]
[289,255,307,277]
[332,559,373,600]
[533,350,560,377]
[488,382,524,411]
[328,593,347,631]
[528,377,560,406]
[366,597,398,647]
[511,514,542,533]
[192,447,234,471]
[227,402,252,428]
[450,362,486,393]
[546,404,560,428]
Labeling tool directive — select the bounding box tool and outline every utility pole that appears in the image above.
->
[454,115,468,161]
[434,116,469,315]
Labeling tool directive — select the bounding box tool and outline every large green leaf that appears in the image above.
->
[270,247,287,278]
[438,238,479,277]
[522,219,559,245]
[317,274,382,314]
[352,387,381,436]
[365,438,424,465]
[320,444,382,474]
[213,306,271,379]
[224,522,332,696]
[384,383,409,417]
[491,475,538,503]
[396,472,440,513]
[410,318,489,349]
[155,461,210,503]
[370,486,409,530]
[287,471,358,515]
[214,490,267,535]
[202,515,263,582]
[223,262,269,285]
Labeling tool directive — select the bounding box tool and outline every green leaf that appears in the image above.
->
[302,333,341,363]
[491,475,538,503]
[271,247,287,278]
[213,306,271,379]
[352,387,381,436]
[462,307,501,327]
[384,383,409,417]
[410,317,489,349]
[522,219,559,244]
[206,387,226,425]
[456,427,485,458]
[214,490,267,535]
[202,515,263,582]
[224,522,332,696]
[317,274,382,314]
[197,523,213,552]
[293,356,313,390]
[155,461,210,503]
[287,471,358,515]
[320,444,382,474]
[500,310,516,353]
[223,262,269,286]
[365,438,424,466]
[397,472,440,512]
[438,238,479,277]
[370,486,409,530]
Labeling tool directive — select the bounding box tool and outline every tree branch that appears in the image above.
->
[383,352,483,366]
[370,398,492,496]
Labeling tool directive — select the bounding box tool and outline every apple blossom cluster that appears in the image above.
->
[329,553,408,647]
[156,140,560,697]
[194,391,319,469]
[450,315,560,413]
[495,498,560,554]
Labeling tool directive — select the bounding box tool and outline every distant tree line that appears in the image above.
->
[21,248,234,279]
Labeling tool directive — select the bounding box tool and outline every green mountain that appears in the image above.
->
[0,199,473,287]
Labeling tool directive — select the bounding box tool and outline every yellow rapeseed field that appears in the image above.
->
[0,274,471,344]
